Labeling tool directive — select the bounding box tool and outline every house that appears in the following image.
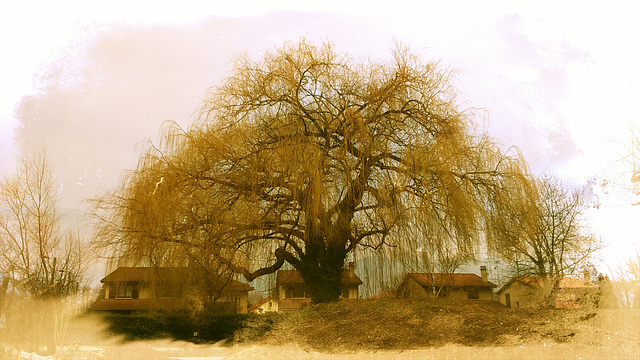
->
[276,262,363,311]
[496,275,597,309]
[89,267,254,314]
[398,266,496,301]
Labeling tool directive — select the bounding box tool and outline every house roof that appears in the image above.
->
[404,272,497,288]
[496,276,593,294]
[248,297,270,312]
[101,267,187,283]
[276,269,363,286]
[89,299,184,311]
[101,267,253,291]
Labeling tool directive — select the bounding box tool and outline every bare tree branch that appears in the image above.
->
[91,39,533,303]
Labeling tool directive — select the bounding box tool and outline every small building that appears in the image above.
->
[89,267,254,314]
[276,262,363,311]
[398,266,496,301]
[496,275,597,309]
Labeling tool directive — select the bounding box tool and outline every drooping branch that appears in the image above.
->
[91,39,536,303]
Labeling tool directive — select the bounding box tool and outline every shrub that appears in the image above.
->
[97,311,281,343]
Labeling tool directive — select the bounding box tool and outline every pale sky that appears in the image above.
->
[1,1,639,273]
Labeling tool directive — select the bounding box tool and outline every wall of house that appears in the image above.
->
[401,278,463,299]
[343,285,358,299]
[235,292,249,314]
[104,282,155,300]
[478,288,493,301]
[274,283,359,310]
[500,283,597,309]
[445,288,468,301]
[441,287,494,301]
[276,284,310,311]
[400,278,430,299]
[447,287,493,301]
[278,298,312,311]
[138,285,154,299]
[444,287,491,301]
[499,282,542,308]
[400,278,493,301]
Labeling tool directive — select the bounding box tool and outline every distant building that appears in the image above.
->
[496,275,597,309]
[276,262,363,311]
[89,267,253,314]
[398,266,496,301]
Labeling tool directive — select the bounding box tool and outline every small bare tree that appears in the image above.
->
[491,173,600,299]
[0,153,86,304]
[631,126,640,204]
[609,254,640,308]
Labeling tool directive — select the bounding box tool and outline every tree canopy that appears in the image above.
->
[93,40,532,302]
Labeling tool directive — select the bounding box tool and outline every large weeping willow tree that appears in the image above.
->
[93,39,532,303]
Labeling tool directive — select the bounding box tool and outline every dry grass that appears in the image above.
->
[234,301,638,359]
[261,299,578,350]
[225,342,634,360]
[2,299,639,359]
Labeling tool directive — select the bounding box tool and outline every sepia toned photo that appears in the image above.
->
[1,2,638,359]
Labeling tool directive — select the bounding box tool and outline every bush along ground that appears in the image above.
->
[97,311,282,343]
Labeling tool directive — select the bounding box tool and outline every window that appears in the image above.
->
[285,285,308,299]
[116,283,134,299]
[107,285,116,299]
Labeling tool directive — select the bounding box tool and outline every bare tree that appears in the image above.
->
[604,251,639,308]
[0,153,86,306]
[631,126,640,204]
[491,173,600,298]
[92,39,532,303]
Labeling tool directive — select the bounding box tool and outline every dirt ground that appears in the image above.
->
[225,342,636,360]
[48,335,639,360]
[3,307,639,360]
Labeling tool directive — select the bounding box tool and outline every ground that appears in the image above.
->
[1,299,638,359]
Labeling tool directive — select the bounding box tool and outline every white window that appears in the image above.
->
[285,285,308,299]
[116,283,133,298]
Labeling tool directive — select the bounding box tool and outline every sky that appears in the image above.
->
[1,1,639,276]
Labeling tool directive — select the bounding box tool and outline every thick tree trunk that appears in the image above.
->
[298,243,347,303]
[539,272,560,307]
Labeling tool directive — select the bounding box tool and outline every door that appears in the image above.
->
[505,293,511,308]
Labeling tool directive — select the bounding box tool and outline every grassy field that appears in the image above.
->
[2,299,638,359]
[254,299,639,358]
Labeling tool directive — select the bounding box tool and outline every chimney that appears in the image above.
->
[349,262,356,277]
[584,270,591,285]
[480,266,488,283]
